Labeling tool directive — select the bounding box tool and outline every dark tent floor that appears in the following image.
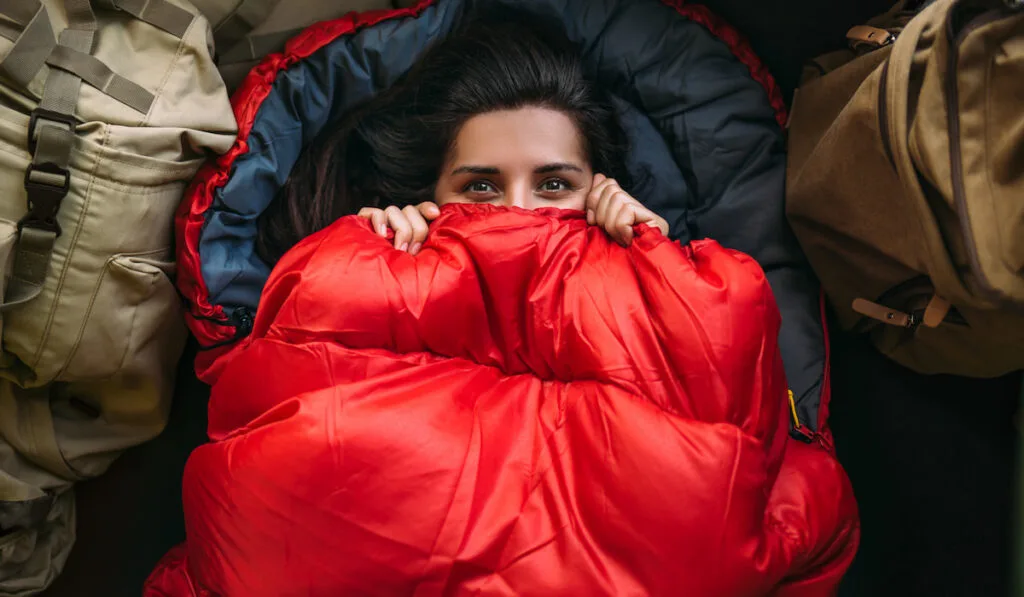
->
[41,1,1022,595]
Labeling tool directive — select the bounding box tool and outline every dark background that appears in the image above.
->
[41,1,1022,595]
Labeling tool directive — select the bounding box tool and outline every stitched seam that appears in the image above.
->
[29,127,109,370]
[57,247,168,381]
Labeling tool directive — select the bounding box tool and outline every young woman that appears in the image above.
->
[255,11,668,264]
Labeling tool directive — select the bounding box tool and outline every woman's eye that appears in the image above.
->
[540,179,573,193]
[464,181,497,194]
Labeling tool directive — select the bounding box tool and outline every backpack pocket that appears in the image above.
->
[62,250,181,381]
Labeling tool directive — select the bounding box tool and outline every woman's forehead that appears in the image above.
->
[449,107,586,169]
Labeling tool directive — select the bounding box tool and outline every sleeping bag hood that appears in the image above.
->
[175,0,835,442]
[149,205,858,596]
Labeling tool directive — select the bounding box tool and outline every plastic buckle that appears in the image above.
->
[21,162,70,235]
[27,108,76,154]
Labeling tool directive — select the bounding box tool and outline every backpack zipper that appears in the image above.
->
[877,58,895,166]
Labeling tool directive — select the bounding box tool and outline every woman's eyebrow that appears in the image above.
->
[534,163,583,174]
[451,166,500,175]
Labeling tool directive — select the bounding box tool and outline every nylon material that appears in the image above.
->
[0,19,22,42]
[232,0,278,28]
[62,0,97,29]
[0,0,40,26]
[71,0,236,134]
[245,0,390,36]
[0,3,56,90]
[31,123,74,169]
[0,433,69,496]
[151,206,858,596]
[0,147,194,386]
[195,0,824,430]
[200,2,454,312]
[45,44,155,113]
[117,0,195,38]
[0,120,218,189]
[0,489,74,595]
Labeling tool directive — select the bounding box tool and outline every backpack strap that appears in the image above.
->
[217,26,300,64]
[0,0,57,88]
[44,44,154,112]
[3,0,95,310]
[2,0,193,310]
[212,0,280,58]
[92,0,196,38]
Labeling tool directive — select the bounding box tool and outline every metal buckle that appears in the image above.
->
[21,162,70,235]
[27,108,76,154]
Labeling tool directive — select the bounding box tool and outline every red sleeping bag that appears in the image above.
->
[146,204,857,596]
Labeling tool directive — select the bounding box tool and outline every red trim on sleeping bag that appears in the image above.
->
[177,0,791,377]
[178,0,439,373]
[659,0,788,128]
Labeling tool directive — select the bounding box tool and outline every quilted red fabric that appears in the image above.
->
[146,205,857,596]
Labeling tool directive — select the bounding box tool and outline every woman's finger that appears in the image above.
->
[585,176,615,223]
[358,208,389,237]
[603,192,635,246]
[632,204,670,237]
[612,199,637,247]
[417,201,442,221]
[594,179,622,228]
[403,204,430,255]
[384,205,413,251]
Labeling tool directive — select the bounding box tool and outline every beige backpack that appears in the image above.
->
[189,0,399,91]
[0,0,235,593]
[786,0,1024,377]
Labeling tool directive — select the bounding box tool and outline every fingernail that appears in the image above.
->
[399,242,409,252]
[410,242,422,255]
[378,225,387,236]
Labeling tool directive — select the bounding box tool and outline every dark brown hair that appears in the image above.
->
[255,9,634,265]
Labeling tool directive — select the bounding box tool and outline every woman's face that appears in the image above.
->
[434,107,594,211]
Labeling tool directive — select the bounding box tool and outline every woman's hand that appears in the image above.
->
[358,202,441,255]
[586,173,668,246]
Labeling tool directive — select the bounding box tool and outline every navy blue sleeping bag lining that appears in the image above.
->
[197,0,826,433]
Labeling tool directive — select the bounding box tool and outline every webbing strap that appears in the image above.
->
[63,0,97,30]
[0,2,56,88]
[2,1,95,310]
[93,0,195,38]
[45,44,154,113]
[213,0,278,56]
[0,19,20,42]
[0,0,39,25]
[218,26,299,64]
[3,227,57,310]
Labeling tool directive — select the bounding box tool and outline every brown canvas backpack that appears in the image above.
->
[786,0,1024,377]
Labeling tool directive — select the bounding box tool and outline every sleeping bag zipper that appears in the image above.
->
[787,389,816,444]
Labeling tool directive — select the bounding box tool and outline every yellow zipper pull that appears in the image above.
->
[788,389,801,430]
